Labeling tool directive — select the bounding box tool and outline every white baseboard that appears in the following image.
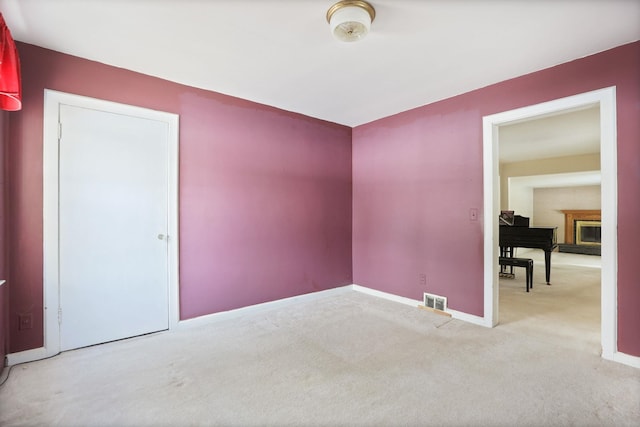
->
[351,284,640,368]
[612,351,640,369]
[7,346,49,366]
[447,308,492,327]
[177,286,353,329]
[9,285,639,370]
[7,287,353,365]
[351,284,422,307]
[351,284,491,327]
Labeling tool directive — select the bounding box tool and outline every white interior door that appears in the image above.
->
[58,104,170,351]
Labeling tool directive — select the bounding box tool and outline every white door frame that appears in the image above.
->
[42,89,180,358]
[482,87,618,361]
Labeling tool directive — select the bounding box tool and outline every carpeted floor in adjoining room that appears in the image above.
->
[498,248,602,355]
[1,251,638,426]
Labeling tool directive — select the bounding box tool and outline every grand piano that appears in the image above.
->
[499,213,558,285]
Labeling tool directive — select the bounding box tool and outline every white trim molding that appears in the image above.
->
[351,284,488,326]
[446,308,491,327]
[351,284,422,307]
[180,284,485,330]
[177,287,353,329]
[482,87,618,362]
[7,347,48,366]
[612,352,640,369]
[9,284,639,367]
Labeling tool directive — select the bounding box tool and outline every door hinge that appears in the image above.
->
[58,122,62,142]
[58,307,62,325]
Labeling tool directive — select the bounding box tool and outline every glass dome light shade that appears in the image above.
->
[327,1,375,42]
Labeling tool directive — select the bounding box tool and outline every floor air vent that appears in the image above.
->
[424,293,447,311]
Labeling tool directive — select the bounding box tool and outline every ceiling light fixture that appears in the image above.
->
[326,0,376,42]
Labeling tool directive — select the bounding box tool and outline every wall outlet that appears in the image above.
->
[419,273,427,286]
[19,313,33,330]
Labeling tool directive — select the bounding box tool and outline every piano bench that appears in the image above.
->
[499,257,534,292]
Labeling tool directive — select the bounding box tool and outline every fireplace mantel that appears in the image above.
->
[561,209,601,244]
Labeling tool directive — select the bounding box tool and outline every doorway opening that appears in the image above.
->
[499,108,602,354]
[482,87,617,361]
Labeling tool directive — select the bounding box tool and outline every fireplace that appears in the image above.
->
[575,220,601,246]
[559,210,601,255]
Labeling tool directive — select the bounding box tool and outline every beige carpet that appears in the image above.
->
[499,249,601,355]
[1,252,638,426]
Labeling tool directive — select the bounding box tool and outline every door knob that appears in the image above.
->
[157,234,167,241]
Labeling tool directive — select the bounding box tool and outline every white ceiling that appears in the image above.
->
[1,0,638,128]
[499,106,601,164]
[499,105,602,189]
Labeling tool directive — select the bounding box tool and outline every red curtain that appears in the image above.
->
[0,13,21,111]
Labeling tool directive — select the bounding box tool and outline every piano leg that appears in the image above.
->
[544,250,552,285]
[499,246,514,275]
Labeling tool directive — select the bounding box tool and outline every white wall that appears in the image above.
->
[507,178,533,220]
[533,185,601,243]
[500,153,600,210]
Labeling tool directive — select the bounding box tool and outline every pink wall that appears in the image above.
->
[178,93,353,317]
[7,43,353,353]
[5,40,639,358]
[353,42,640,356]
